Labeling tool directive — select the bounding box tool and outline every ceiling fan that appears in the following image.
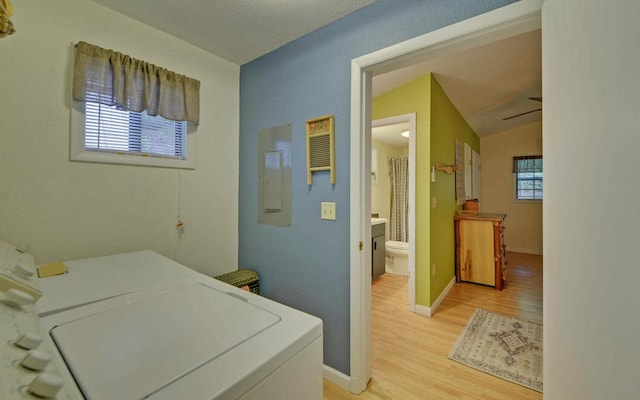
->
[503,96,542,121]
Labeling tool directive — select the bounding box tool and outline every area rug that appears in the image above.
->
[448,308,543,392]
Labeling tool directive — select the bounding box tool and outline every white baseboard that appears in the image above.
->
[323,364,351,390]
[414,277,456,317]
[414,304,431,317]
[432,277,456,314]
[506,246,543,255]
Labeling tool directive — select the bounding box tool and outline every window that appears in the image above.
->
[71,41,199,169]
[71,102,195,169]
[513,155,542,200]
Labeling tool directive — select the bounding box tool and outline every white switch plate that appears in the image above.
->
[321,202,336,220]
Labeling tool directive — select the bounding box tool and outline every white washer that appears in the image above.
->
[1,241,323,399]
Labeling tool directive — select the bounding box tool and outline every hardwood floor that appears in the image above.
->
[323,252,543,400]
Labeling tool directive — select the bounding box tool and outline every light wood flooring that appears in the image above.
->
[323,252,543,400]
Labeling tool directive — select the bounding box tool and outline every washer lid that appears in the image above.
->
[50,283,280,400]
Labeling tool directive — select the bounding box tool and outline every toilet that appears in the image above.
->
[385,240,409,276]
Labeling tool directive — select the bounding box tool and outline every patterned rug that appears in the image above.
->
[448,308,543,392]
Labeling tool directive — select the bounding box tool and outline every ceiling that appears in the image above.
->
[372,122,410,148]
[89,1,541,140]
[373,28,542,141]
[89,0,376,65]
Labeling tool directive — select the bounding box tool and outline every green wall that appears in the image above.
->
[372,73,479,308]
[429,75,479,304]
[372,75,431,306]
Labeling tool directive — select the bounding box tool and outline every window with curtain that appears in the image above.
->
[70,41,200,169]
[513,155,543,200]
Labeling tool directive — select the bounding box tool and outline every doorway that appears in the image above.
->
[371,114,416,310]
[348,0,543,393]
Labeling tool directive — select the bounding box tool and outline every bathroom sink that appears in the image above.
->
[371,218,387,225]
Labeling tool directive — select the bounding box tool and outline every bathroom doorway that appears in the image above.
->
[371,114,416,310]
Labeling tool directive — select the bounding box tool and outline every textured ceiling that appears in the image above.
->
[89,0,377,65]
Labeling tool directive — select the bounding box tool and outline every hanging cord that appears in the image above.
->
[175,169,184,261]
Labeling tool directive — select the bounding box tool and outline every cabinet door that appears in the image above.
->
[372,236,385,279]
[459,220,495,286]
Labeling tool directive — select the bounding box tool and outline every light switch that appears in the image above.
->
[321,202,336,220]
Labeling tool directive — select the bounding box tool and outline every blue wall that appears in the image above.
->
[239,0,516,375]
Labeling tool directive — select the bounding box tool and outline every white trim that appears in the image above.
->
[414,277,455,317]
[349,61,372,394]
[323,364,351,389]
[507,246,543,255]
[414,304,431,317]
[433,277,456,315]
[372,114,416,312]
[349,0,543,394]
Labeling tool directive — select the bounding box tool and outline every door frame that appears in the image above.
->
[348,0,543,393]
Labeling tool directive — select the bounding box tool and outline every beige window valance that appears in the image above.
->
[512,155,542,173]
[72,41,200,124]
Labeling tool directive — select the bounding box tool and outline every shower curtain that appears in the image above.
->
[388,157,409,242]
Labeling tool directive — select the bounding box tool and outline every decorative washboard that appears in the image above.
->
[306,115,335,185]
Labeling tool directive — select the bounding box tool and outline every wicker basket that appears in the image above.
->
[214,269,259,294]
[464,199,479,212]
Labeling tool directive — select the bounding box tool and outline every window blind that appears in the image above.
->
[512,155,543,173]
[85,102,186,159]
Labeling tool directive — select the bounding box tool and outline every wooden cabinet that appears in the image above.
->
[454,213,507,290]
[371,222,386,280]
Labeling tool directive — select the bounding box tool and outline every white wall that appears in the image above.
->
[543,0,640,398]
[480,121,542,254]
[0,0,239,276]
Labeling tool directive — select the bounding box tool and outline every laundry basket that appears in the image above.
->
[214,269,259,295]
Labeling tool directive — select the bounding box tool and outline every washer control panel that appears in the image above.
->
[0,241,42,303]
[0,240,75,399]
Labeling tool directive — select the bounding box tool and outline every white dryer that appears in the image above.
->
[35,250,203,316]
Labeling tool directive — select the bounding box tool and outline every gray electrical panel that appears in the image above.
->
[258,123,292,227]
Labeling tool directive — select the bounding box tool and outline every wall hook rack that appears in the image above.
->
[434,162,460,174]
